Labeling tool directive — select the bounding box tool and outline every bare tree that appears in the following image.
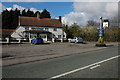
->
[87,20,99,27]
[110,16,119,27]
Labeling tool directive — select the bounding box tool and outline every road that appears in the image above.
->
[2,46,119,79]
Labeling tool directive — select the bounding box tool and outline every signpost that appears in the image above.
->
[98,29,104,37]
[96,17,109,47]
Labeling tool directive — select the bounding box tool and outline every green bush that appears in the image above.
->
[63,23,119,42]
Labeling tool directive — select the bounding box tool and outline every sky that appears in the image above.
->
[0,0,119,26]
[1,2,74,18]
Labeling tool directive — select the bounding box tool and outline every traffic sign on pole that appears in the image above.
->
[98,30,104,37]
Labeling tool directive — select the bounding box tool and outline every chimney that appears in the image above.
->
[59,16,62,23]
[37,12,40,19]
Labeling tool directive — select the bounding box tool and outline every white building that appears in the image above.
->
[11,16,66,43]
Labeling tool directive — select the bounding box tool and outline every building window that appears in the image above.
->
[30,33,37,38]
[25,27,29,30]
[25,33,29,38]
[31,27,44,30]
[58,35,61,39]
[40,34,47,38]
[53,28,57,31]
[45,28,49,31]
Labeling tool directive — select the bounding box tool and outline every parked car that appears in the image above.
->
[31,37,44,44]
[68,37,83,43]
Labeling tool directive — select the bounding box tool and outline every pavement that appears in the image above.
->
[1,42,118,66]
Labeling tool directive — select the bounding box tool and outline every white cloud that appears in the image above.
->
[5,4,42,13]
[6,7,12,11]
[62,2,118,26]
[73,0,119,2]
[13,4,25,11]
[30,8,42,13]
[62,11,89,26]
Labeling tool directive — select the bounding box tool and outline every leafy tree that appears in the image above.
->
[63,24,73,39]
[63,23,98,41]
[2,9,11,29]
[104,27,119,42]
[22,9,27,16]
[83,27,98,41]
[70,23,81,37]
[2,8,20,29]
[40,9,51,19]
[2,8,51,29]
[26,9,35,17]
[11,8,20,29]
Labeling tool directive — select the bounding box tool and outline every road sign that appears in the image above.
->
[98,30,104,37]
[97,26,100,29]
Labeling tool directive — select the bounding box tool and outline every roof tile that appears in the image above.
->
[19,16,62,27]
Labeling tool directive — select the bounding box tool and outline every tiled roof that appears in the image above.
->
[19,16,62,27]
[0,29,15,37]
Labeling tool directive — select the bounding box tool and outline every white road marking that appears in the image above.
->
[49,55,120,79]
[90,64,100,69]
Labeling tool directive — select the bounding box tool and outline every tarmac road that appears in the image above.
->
[2,46,119,79]
[2,42,117,66]
[61,58,118,78]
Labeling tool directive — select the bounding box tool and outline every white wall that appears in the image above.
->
[11,26,66,40]
[49,27,62,38]
[29,26,66,39]
[11,26,25,39]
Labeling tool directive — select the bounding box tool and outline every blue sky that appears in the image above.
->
[1,2,118,26]
[2,2,74,18]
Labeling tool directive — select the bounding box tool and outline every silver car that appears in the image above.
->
[68,37,83,43]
